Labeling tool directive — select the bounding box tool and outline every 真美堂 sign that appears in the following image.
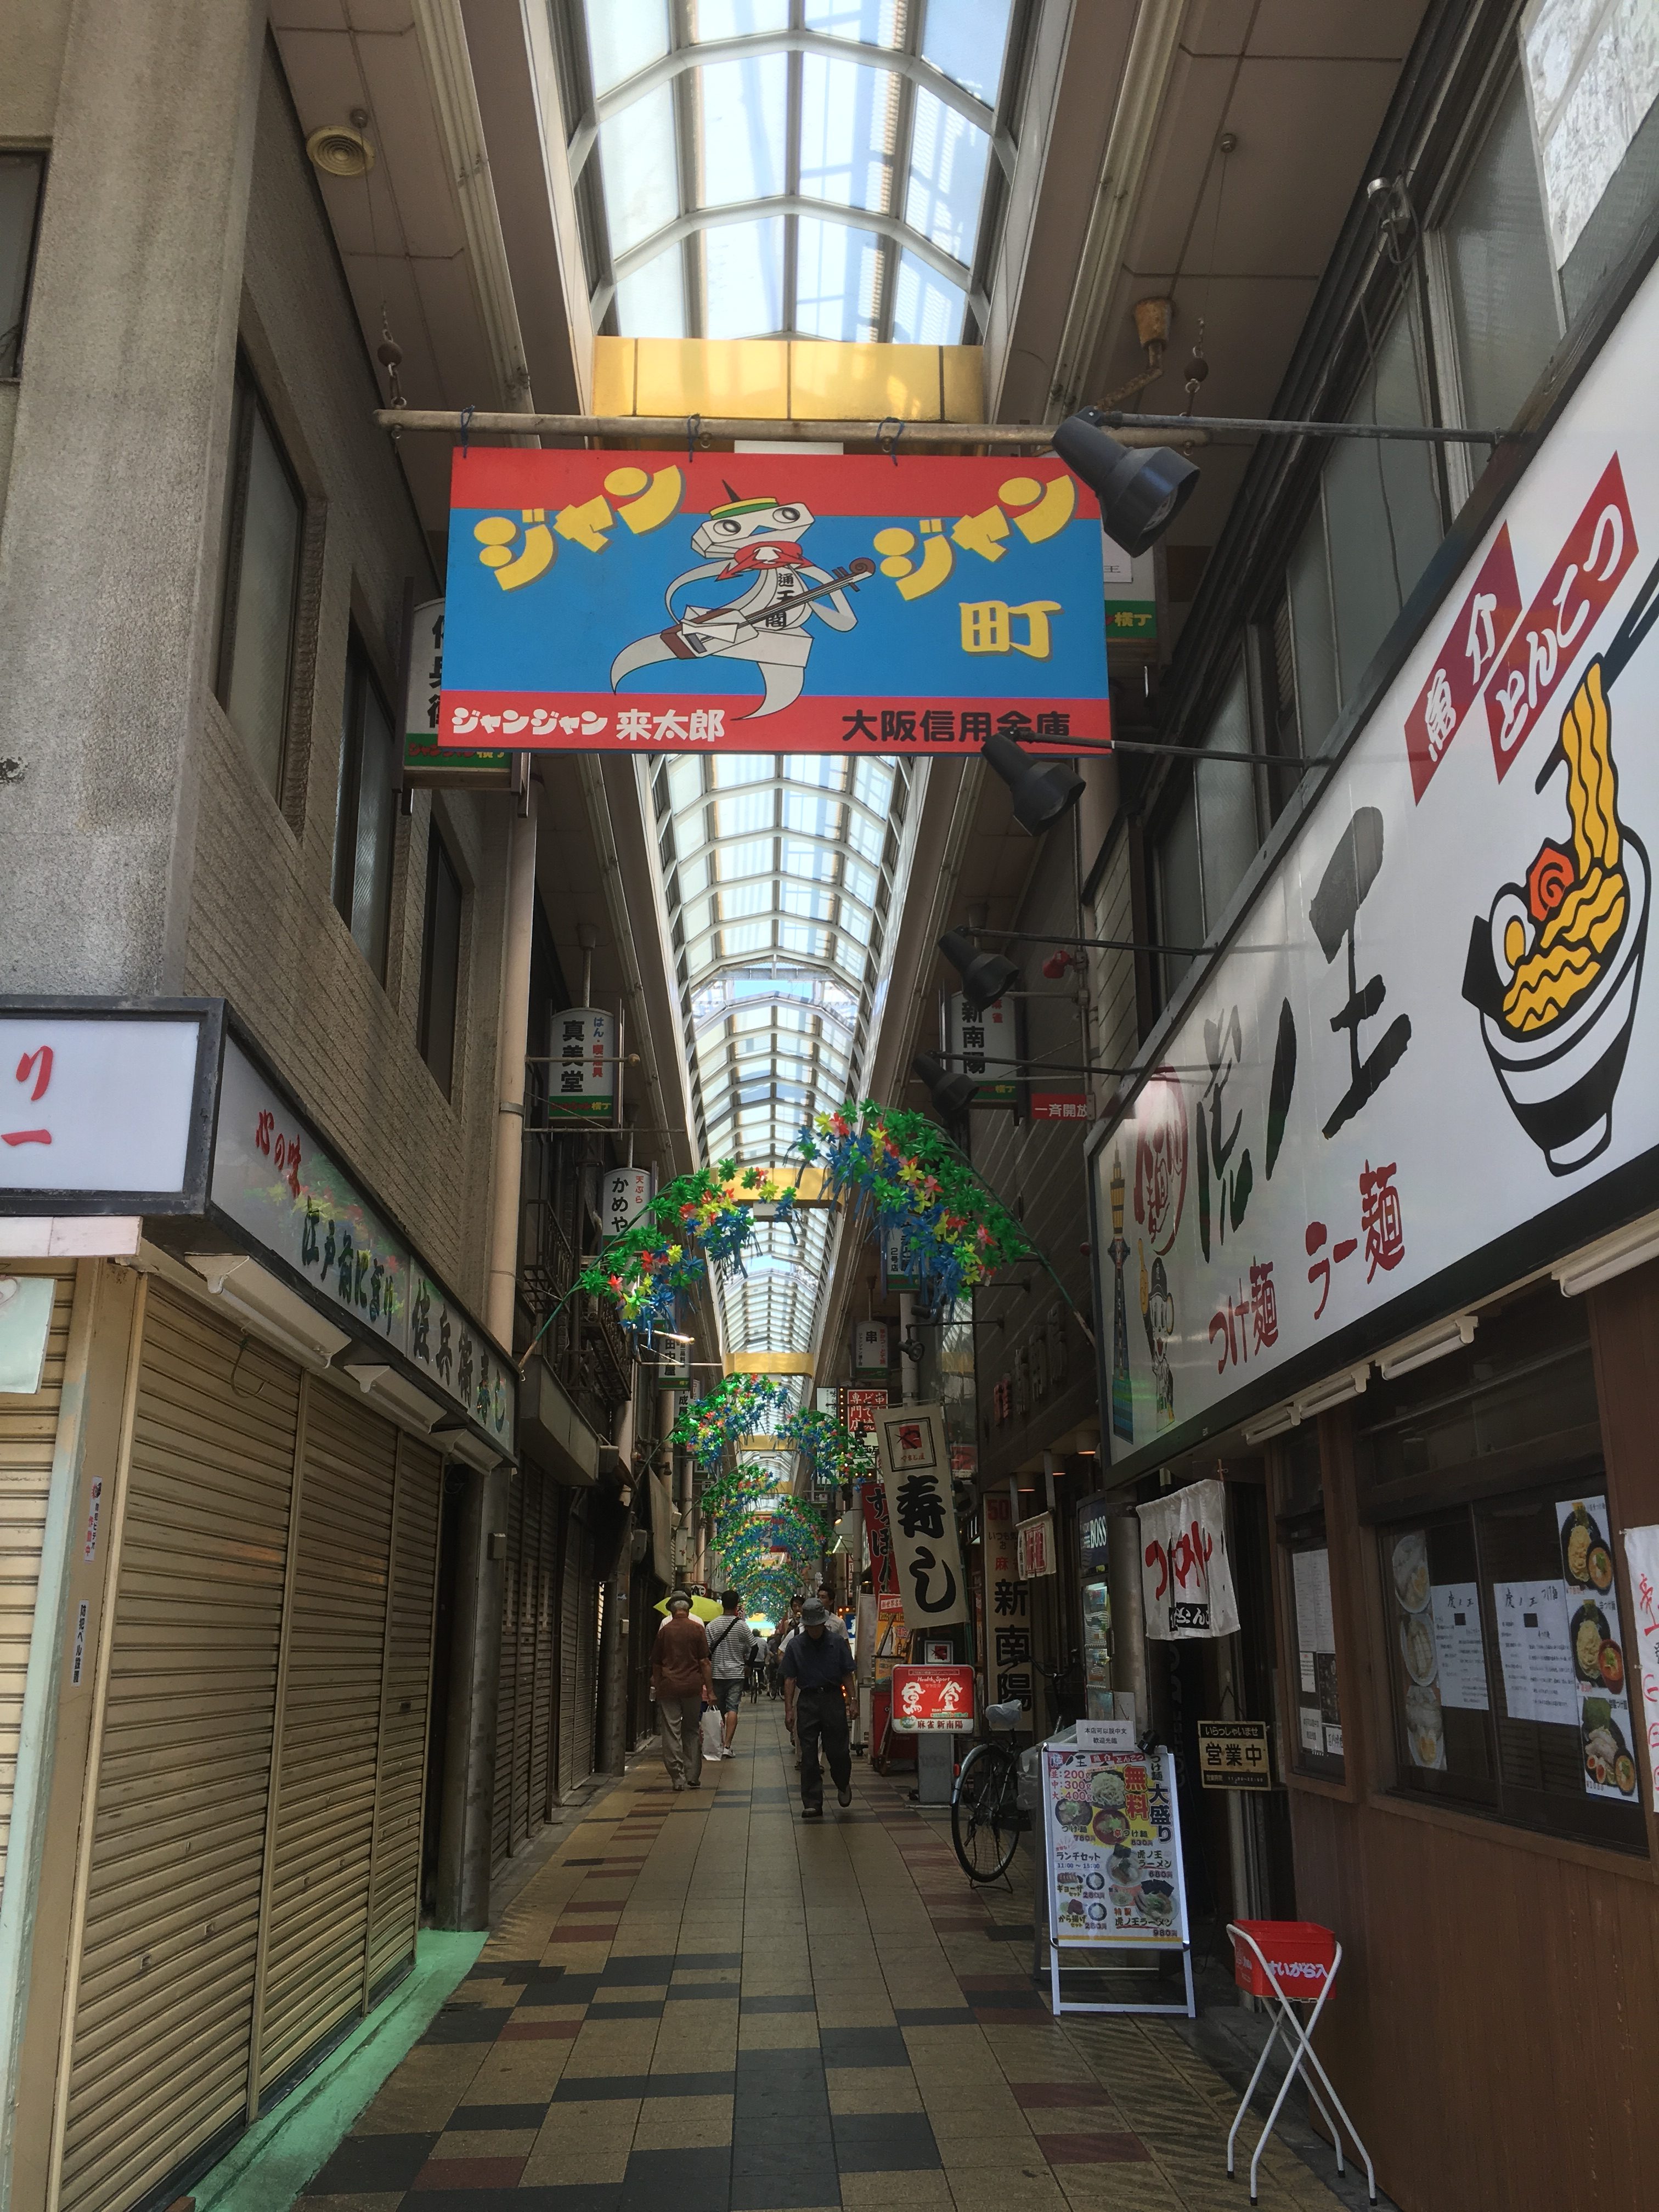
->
[439,451,1109,754]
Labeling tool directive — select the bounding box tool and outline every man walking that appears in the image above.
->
[781,1598,856,1818]
[707,1590,754,1759]
[652,1589,712,1792]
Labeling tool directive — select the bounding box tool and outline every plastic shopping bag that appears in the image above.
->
[700,1705,725,1762]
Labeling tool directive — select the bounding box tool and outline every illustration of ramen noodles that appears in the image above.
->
[1465,658,1649,1173]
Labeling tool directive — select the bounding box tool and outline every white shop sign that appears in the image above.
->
[1096,253,1659,1466]
[1137,1479,1240,1641]
[213,1041,411,1350]
[0,1012,210,1201]
[600,1165,654,1240]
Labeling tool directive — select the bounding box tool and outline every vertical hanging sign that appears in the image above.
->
[549,1007,615,1124]
[873,1401,969,1630]
[944,992,1018,1107]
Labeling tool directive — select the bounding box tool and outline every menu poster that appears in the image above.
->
[1291,1547,1340,1759]
[1429,1584,1490,1711]
[1389,1530,1445,1771]
[1492,1580,1578,1726]
[1043,1747,1187,1948]
[1556,1495,1638,1803]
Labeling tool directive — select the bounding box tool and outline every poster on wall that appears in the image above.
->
[1041,1744,1193,2017]
[440,451,1109,754]
[872,1402,968,1630]
[1558,1494,1637,1801]
[1620,1522,1659,1810]
[1093,257,1659,1469]
[1137,1479,1239,1640]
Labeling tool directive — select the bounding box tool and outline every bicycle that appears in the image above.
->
[950,1699,1025,1882]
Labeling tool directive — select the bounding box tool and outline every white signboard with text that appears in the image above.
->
[1097,255,1659,1464]
[0,1014,206,1198]
[872,1401,968,1629]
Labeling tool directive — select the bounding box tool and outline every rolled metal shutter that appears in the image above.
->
[0,1268,77,1902]
[556,1492,579,1802]
[510,1468,541,1848]
[58,1285,302,2212]
[253,1381,396,2100]
[490,1466,522,1868]
[527,1475,554,1830]
[364,1436,442,1999]
[575,1520,598,1785]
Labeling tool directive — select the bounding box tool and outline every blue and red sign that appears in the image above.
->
[440,449,1109,753]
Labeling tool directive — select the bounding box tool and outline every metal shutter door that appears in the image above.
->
[575,1522,598,1785]
[364,1436,442,1999]
[490,1466,522,1868]
[253,1383,396,2099]
[58,1285,301,2212]
[510,1469,541,1848]
[527,1475,554,1830]
[556,1493,579,1802]
[0,1268,76,1901]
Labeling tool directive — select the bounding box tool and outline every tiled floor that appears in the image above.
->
[294,1705,1362,2212]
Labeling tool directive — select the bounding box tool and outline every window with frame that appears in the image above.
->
[418,821,464,1098]
[333,631,398,980]
[1149,656,1262,1007]
[1355,1285,1644,1853]
[216,358,306,800]
[1274,1424,1346,1782]
[0,152,45,378]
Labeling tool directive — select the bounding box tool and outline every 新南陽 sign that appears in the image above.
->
[440,452,1109,754]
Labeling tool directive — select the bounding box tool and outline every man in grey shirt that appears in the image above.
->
[707,1590,755,1759]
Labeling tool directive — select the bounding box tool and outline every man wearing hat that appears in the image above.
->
[781,1598,856,1818]
[652,1589,713,1792]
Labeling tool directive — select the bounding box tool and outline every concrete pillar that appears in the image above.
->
[1107,1506,1149,1735]
[0,0,267,991]
[436,1462,507,1928]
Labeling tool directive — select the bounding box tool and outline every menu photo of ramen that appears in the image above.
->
[1556,1494,1637,1802]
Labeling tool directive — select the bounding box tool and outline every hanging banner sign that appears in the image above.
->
[872,1401,969,1629]
[1016,1510,1057,1579]
[439,450,1109,754]
[1137,1478,1240,1640]
[859,1477,902,1618]
[981,1492,1031,1710]
[548,1007,614,1124]
[944,992,1018,1107]
[1093,255,1659,1470]
[840,1384,889,1432]
[853,1320,888,1373]
[600,1165,654,1240]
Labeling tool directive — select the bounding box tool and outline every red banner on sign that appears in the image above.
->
[1486,455,1637,780]
[860,1478,903,1617]
[1404,524,1522,802]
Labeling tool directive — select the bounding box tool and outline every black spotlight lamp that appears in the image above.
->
[938,927,1020,1013]
[912,1051,979,1119]
[1052,408,1199,557]
[983,729,1085,837]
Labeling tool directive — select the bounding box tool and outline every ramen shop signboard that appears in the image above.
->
[438,452,1108,753]
[1092,255,1659,1470]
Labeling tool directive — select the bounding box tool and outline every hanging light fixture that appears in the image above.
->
[938,928,1020,1013]
[1052,409,1199,557]
[981,729,1085,837]
[912,1052,979,1119]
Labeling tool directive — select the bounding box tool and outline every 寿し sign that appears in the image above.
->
[439,451,1109,753]
[1093,252,1659,1470]
[873,1401,968,1629]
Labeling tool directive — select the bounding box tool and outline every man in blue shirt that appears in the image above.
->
[781,1598,856,1818]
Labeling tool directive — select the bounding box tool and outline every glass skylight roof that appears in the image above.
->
[652,753,917,1353]
[557,0,1020,342]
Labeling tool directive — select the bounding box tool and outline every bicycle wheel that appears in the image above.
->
[951,1741,1021,1883]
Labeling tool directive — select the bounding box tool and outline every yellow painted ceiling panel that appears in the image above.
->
[788,341,943,421]
[634,338,790,419]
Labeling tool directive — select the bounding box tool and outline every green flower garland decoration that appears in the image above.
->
[670,1373,790,1469]
[574,1161,797,1336]
[777,1407,877,1488]
[798,1099,1034,1309]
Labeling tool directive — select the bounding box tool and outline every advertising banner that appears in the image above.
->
[1016,1510,1056,1579]
[860,1479,902,1618]
[1041,1744,1193,2015]
[548,1007,614,1124]
[889,1663,975,1731]
[1137,1479,1240,1640]
[873,1401,969,1629]
[440,450,1109,754]
[1095,256,1659,1469]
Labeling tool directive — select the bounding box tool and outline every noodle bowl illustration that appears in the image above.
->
[1465,658,1648,1173]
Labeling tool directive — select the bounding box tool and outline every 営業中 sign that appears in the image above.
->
[441,451,1109,754]
[1196,1719,1272,1790]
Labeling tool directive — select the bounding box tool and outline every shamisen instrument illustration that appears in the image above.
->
[659,557,877,659]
